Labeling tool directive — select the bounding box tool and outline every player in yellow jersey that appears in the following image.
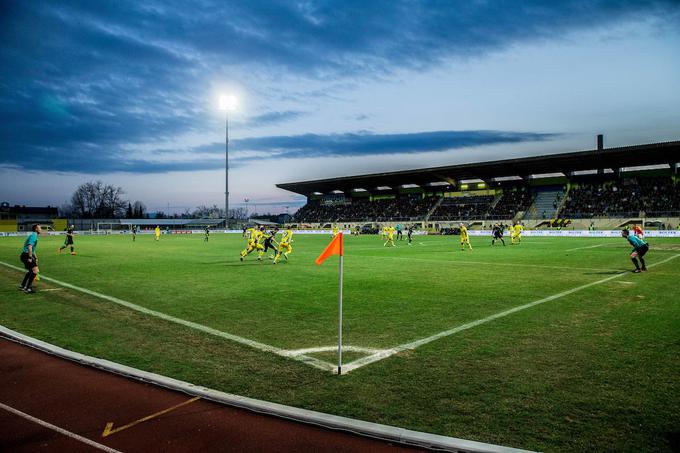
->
[155,225,161,241]
[381,226,387,241]
[513,222,523,244]
[273,228,293,263]
[240,226,265,261]
[459,223,472,251]
[332,225,339,237]
[384,226,396,247]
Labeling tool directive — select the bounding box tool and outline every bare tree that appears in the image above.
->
[70,181,127,218]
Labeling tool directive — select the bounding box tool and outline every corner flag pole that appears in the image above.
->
[338,251,343,375]
[314,232,344,375]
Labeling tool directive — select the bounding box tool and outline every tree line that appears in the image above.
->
[62,181,248,219]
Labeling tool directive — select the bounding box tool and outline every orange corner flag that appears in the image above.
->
[315,232,343,265]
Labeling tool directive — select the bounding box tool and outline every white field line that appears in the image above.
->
[0,402,123,453]
[564,243,607,252]
[284,345,387,357]
[0,261,335,372]
[341,253,680,374]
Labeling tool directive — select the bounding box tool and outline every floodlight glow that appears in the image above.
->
[219,94,238,111]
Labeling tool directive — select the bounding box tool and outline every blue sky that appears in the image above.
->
[1,0,679,213]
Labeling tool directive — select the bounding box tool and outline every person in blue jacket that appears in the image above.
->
[622,228,649,273]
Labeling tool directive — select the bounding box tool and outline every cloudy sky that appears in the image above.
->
[1,1,679,214]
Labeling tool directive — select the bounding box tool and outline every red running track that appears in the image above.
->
[0,338,424,452]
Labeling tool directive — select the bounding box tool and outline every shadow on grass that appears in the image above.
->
[583,270,629,275]
[221,261,278,267]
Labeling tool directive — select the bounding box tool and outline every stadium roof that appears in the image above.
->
[276,140,680,197]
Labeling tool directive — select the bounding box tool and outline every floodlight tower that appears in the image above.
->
[219,94,237,227]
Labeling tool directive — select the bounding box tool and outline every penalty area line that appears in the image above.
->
[0,261,335,373]
[564,243,607,252]
[341,253,680,373]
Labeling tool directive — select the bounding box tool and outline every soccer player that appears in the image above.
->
[204,225,210,242]
[396,224,403,241]
[155,225,161,241]
[274,227,293,263]
[459,223,472,251]
[407,225,414,245]
[384,226,396,247]
[622,228,648,273]
[514,222,523,244]
[381,226,387,241]
[632,224,644,239]
[332,225,339,237]
[240,226,265,261]
[354,225,360,236]
[131,224,137,242]
[19,224,41,293]
[263,228,279,258]
[491,223,505,246]
[58,224,76,255]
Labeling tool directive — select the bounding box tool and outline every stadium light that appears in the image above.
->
[218,94,237,227]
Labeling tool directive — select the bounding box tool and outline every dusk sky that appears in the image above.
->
[1,1,679,214]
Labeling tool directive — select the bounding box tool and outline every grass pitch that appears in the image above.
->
[1,232,679,452]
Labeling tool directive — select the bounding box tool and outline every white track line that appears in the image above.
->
[0,261,334,372]
[0,402,122,453]
[341,253,680,373]
[564,244,606,252]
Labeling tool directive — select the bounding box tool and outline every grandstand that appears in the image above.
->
[278,140,680,229]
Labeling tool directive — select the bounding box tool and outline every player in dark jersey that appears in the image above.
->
[204,226,210,242]
[491,224,505,246]
[58,224,76,255]
[131,225,137,242]
[407,225,414,245]
[622,228,649,273]
[263,227,279,258]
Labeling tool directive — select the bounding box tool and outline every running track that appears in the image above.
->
[0,338,423,452]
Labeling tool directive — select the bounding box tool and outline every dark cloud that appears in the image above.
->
[231,130,559,158]
[1,1,677,174]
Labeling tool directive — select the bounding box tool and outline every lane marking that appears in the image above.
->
[341,253,680,373]
[37,288,64,292]
[102,396,201,438]
[565,244,606,252]
[0,401,122,453]
[0,261,335,372]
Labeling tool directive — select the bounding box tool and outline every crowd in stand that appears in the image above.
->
[561,177,680,218]
[292,177,680,223]
[429,195,494,220]
[293,196,438,223]
[489,187,534,219]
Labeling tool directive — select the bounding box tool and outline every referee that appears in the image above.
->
[19,224,41,293]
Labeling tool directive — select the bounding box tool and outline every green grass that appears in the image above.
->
[1,232,679,452]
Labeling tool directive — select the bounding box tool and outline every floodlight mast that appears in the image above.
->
[219,95,237,227]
